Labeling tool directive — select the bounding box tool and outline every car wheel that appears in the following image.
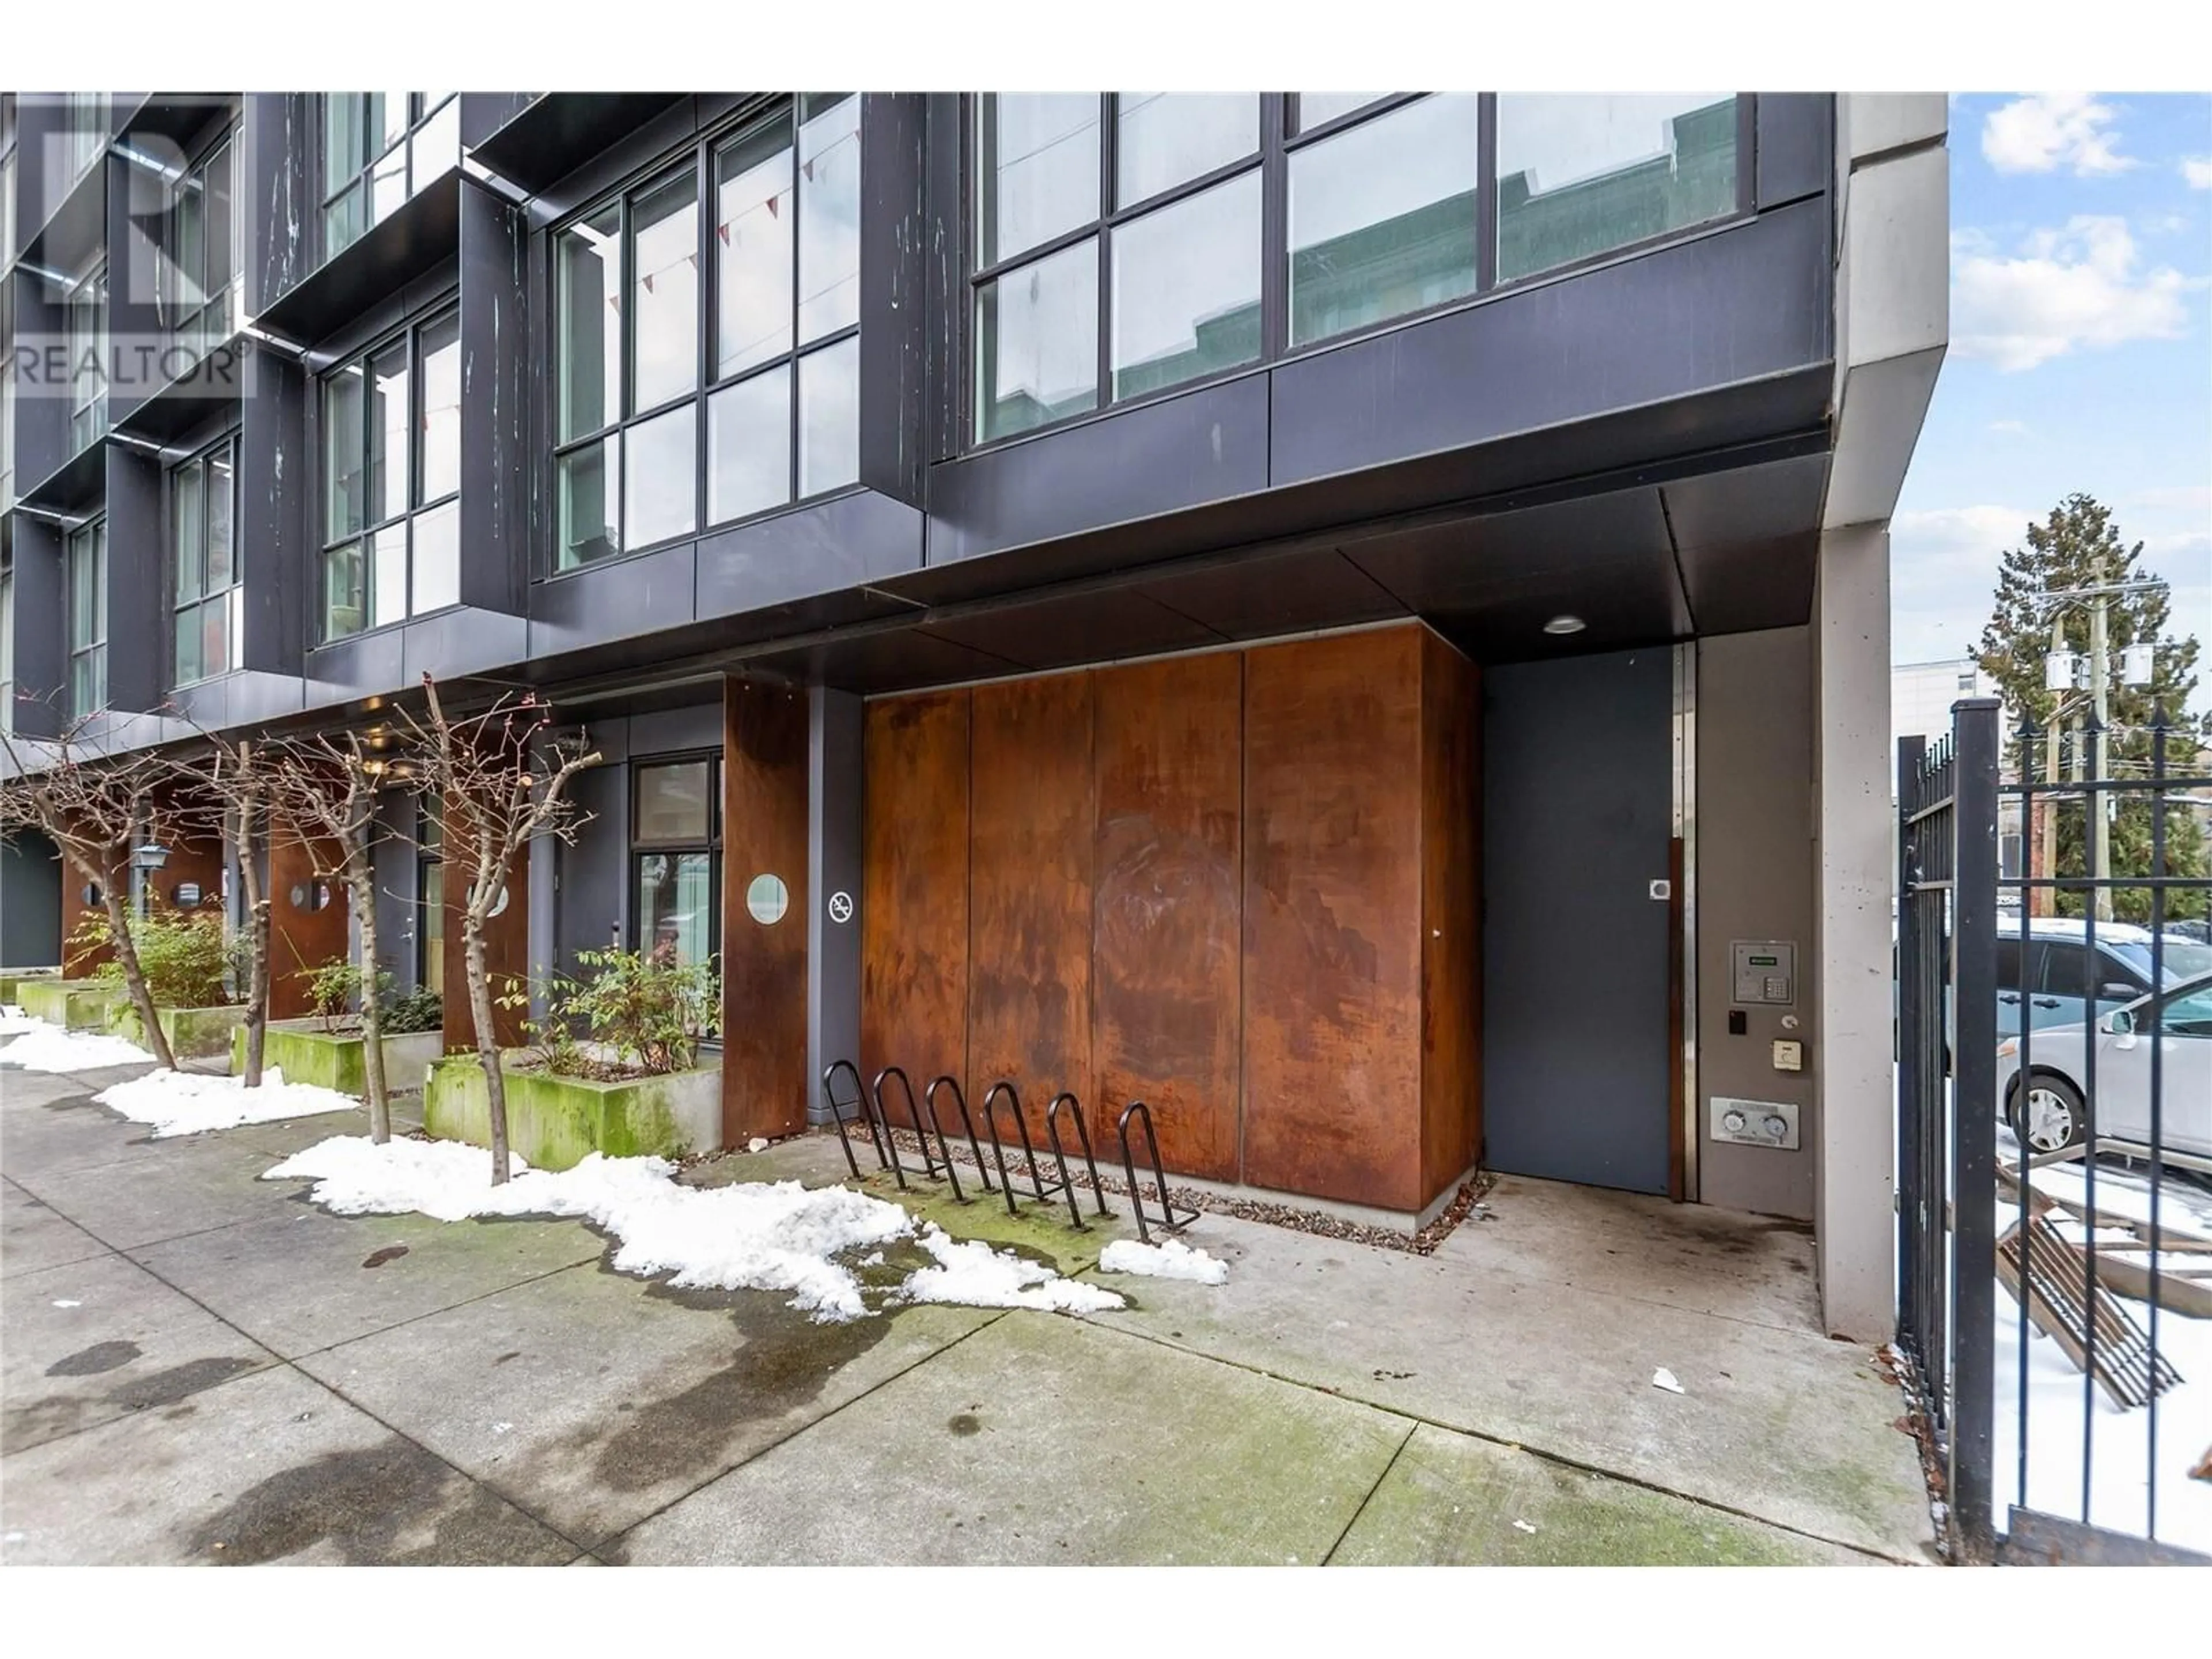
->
[2010,1074,2086,1155]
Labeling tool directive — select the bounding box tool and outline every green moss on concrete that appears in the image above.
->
[111,1003,247,1060]
[845,1165,1115,1275]
[18,979,119,1031]
[1,968,62,1003]
[423,1054,721,1171]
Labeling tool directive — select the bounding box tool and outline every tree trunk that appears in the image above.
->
[103,887,177,1070]
[237,812,270,1088]
[465,918,509,1183]
[352,847,391,1143]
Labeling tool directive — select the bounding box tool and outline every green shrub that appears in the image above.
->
[382,984,443,1036]
[502,946,718,1078]
[73,906,237,1009]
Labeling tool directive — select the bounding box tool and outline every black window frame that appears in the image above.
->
[66,255,107,457]
[66,514,107,718]
[547,92,865,579]
[161,120,243,359]
[963,90,1755,450]
[170,431,241,688]
[630,752,722,970]
[317,300,463,645]
[320,93,459,262]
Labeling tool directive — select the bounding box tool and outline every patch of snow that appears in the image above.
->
[1993,1283,2212,1554]
[1651,1368,1686,1395]
[1512,1519,1537,1534]
[747,1137,769,1153]
[1,1005,47,1033]
[491,1422,514,1435]
[859,1250,884,1267]
[0,1025,154,1072]
[93,1067,361,1137]
[897,1224,1126,1315]
[1099,1237,1229,1285]
[51,1300,81,1309]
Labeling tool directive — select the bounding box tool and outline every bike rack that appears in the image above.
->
[1116,1100,1199,1245]
[822,1060,886,1180]
[978,1081,1060,1218]
[870,1065,952,1194]
[925,1075,997,1205]
[1046,1091,1112,1231]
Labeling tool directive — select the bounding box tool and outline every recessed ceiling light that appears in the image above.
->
[1544,615,1586,636]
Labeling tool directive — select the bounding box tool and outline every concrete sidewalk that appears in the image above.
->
[0,1059,1936,1566]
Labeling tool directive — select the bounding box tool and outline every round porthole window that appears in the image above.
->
[81,882,104,907]
[289,881,334,913]
[745,874,789,926]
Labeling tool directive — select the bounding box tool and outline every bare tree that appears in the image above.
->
[0,723,184,1069]
[187,739,276,1086]
[402,677,597,1183]
[267,729,403,1140]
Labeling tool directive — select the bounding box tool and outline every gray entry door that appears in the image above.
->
[1482,646,1673,1195]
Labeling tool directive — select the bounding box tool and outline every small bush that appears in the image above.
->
[73,906,236,1009]
[503,946,718,1078]
[382,984,443,1036]
[303,959,375,1032]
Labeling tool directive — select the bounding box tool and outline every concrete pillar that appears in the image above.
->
[806,686,863,1124]
[1813,523,1896,1340]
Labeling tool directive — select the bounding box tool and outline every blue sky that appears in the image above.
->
[1893,93,2212,715]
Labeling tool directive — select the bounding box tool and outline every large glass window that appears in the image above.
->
[1495,94,1739,283]
[632,757,719,968]
[418,797,443,997]
[323,93,459,259]
[164,127,241,359]
[65,92,107,184]
[969,92,1745,444]
[172,438,240,685]
[67,518,107,717]
[555,94,862,574]
[1,562,14,734]
[321,305,462,641]
[67,258,107,456]
[974,93,1264,442]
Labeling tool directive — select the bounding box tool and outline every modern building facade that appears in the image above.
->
[1,90,1949,1339]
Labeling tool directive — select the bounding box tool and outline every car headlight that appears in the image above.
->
[1997,1039,2017,1059]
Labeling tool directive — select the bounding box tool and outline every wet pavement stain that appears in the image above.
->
[181,1434,567,1565]
[109,1357,261,1412]
[947,1413,981,1436]
[46,1340,142,1377]
[361,1245,410,1269]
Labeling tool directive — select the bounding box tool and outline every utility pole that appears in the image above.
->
[2040,613,2064,918]
[2088,563,2113,922]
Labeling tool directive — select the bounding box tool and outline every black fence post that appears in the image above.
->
[1948,697,2001,1562]
[1896,733,1928,1357]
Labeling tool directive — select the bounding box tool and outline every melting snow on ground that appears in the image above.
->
[93,1067,362,1137]
[1,1003,46,1034]
[1098,1237,1229,1285]
[263,1136,1127,1321]
[900,1224,1126,1313]
[0,1023,154,1072]
[1993,1279,2212,1555]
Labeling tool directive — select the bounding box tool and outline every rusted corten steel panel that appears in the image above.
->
[441,821,531,1052]
[1091,652,1244,1181]
[967,672,1096,1138]
[860,689,971,1126]
[1241,626,1427,1213]
[268,820,349,1019]
[722,677,813,1144]
[1421,630,1483,1202]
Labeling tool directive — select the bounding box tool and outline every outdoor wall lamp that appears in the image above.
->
[1544,615,1587,635]
[130,842,172,873]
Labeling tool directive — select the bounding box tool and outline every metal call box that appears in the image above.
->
[1729,940,1797,1007]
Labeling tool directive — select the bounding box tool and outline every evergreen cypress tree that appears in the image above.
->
[1974,493,2209,924]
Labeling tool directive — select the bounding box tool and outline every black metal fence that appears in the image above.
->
[1898,699,2212,1566]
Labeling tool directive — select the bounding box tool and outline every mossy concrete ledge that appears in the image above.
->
[230,1020,446,1095]
[18,979,120,1031]
[108,1002,249,1060]
[0,967,63,1004]
[423,1052,723,1171]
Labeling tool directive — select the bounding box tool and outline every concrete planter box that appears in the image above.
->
[1,967,63,1004]
[109,1002,249,1060]
[232,1020,445,1096]
[18,980,120,1031]
[423,1052,722,1171]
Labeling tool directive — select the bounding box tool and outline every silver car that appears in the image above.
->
[1995,971,2212,1167]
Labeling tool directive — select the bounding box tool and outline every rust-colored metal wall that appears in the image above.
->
[1421,630,1483,1199]
[441,827,530,1052]
[857,623,1482,1215]
[721,677,813,1143]
[1091,652,1243,1179]
[860,689,971,1125]
[1241,629,1427,1212]
[268,820,349,1018]
[968,674,1094,1138]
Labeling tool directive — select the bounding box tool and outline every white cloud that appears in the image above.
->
[1952,217,2194,370]
[1989,419,2029,434]
[1889,506,2035,662]
[2183,156,2212,190]
[1982,93,2138,176]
